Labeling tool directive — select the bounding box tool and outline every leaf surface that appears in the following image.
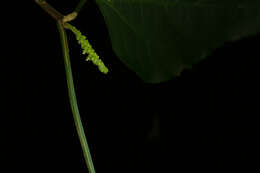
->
[95,0,260,83]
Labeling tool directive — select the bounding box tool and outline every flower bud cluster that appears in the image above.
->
[65,23,108,74]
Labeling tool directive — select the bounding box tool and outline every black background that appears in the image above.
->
[2,0,260,172]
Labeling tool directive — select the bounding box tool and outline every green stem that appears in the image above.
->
[75,0,88,13]
[35,1,96,171]
[57,21,96,173]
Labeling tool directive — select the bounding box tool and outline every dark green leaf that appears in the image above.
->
[95,0,260,83]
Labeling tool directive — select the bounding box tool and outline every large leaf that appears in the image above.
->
[95,0,260,83]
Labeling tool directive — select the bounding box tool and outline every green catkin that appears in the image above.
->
[64,23,109,74]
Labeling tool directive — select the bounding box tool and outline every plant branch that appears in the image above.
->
[75,0,88,14]
[35,0,64,20]
[57,21,96,173]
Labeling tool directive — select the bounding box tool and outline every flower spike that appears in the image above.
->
[64,23,109,74]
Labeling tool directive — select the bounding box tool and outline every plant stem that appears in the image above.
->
[35,0,64,20]
[35,1,96,171]
[57,21,96,173]
[75,0,88,13]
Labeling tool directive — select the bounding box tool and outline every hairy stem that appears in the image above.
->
[57,21,96,173]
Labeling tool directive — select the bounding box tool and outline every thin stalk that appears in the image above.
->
[57,21,96,173]
[35,1,96,171]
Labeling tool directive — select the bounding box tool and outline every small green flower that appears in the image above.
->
[64,23,109,74]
